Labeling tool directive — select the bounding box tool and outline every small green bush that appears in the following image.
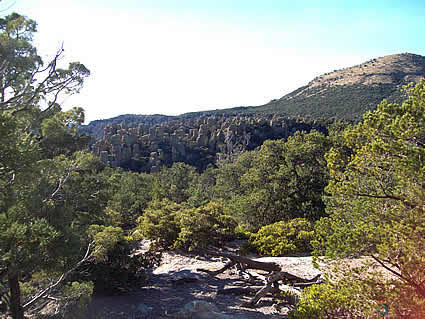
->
[233,225,253,239]
[137,200,182,249]
[250,218,313,256]
[82,225,151,293]
[174,202,237,250]
[137,201,237,251]
[289,281,374,319]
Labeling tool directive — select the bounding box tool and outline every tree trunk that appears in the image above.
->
[197,249,322,307]
[197,249,281,272]
[8,272,24,319]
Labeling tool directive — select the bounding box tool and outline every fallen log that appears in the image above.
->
[268,271,321,285]
[197,260,235,276]
[197,249,322,307]
[241,272,305,307]
[197,249,281,272]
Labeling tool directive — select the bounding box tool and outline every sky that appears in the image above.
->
[7,0,425,123]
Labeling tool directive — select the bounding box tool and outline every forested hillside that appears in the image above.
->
[240,53,425,120]
[81,53,425,137]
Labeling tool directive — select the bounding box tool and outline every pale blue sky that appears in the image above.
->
[7,0,425,122]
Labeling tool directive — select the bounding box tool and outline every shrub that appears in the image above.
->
[137,201,237,251]
[137,200,182,249]
[174,202,238,250]
[289,280,375,319]
[250,218,313,256]
[81,240,149,294]
[82,225,150,293]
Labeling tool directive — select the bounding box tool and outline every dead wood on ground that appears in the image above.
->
[197,249,322,307]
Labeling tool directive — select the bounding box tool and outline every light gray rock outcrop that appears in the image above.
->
[175,300,230,319]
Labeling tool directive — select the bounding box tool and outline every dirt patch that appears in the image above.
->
[84,248,324,318]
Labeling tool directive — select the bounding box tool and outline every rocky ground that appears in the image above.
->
[84,243,324,319]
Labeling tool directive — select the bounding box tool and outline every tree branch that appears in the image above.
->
[355,193,416,208]
[23,242,94,310]
[371,255,408,283]
[0,173,15,193]
[42,171,71,204]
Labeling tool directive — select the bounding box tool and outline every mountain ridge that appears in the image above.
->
[305,52,425,89]
[80,53,425,172]
[81,52,425,136]
[247,52,425,119]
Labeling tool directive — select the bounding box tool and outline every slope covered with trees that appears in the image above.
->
[79,54,425,135]
[244,53,425,120]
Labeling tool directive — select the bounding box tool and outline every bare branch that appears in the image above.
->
[23,242,94,310]
[0,173,15,193]
[371,255,407,282]
[197,249,322,308]
[2,46,74,114]
[42,171,71,204]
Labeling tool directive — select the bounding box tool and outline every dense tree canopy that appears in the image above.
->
[104,169,153,229]
[0,13,92,319]
[226,130,330,230]
[313,81,425,317]
[152,162,198,204]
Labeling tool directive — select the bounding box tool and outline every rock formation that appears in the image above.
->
[90,114,325,172]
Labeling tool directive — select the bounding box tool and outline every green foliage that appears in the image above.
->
[105,170,153,228]
[0,112,40,179]
[0,12,92,318]
[152,162,198,204]
[233,225,253,239]
[82,224,153,294]
[87,225,124,260]
[226,130,329,230]
[59,152,110,228]
[251,83,403,121]
[4,11,424,319]
[40,107,90,157]
[213,150,256,201]
[315,80,425,316]
[289,280,374,319]
[174,202,238,250]
[137,200,182,249]
[80,239,148,294]
[250,218,313,256]
[186,166,218,207]
[0,13,41,96]
[137,201,237,251]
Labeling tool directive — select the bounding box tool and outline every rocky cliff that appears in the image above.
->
[90,114,326,172]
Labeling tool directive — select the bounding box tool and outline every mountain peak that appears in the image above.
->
[253,53,425,120]
[304,52,425,90]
